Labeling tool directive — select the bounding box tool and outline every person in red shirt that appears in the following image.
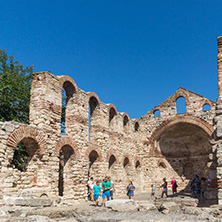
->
[161,177,168,198]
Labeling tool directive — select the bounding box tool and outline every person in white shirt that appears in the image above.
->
[87,177,94,201]
[109,176,115,200]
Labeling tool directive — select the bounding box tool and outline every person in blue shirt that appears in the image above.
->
[126,181,135,200]
[150,184,157,200]
[92,181,102,206]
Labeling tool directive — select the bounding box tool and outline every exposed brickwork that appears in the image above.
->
[1,37,222,204]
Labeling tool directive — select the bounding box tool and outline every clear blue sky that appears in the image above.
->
[1,1,221,119]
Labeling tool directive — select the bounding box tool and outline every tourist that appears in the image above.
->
[109,177,115,200]
[87,177,94,201]
[92,180,102,206]
[171,177,178,195]
[102,176,112,206]
[161,177,168,198]
[201,177,208,199]
[150,184,157,200]
[127,181,135,200]
[190,174,201,199]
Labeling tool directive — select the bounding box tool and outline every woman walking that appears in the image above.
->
[127,181,135,200]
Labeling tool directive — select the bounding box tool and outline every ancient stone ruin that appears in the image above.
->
[1,36,222,205]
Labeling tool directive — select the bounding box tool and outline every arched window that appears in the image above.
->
[123,157,130,168]
[61,81,76,135]
[176,97,186,114]
[183,162,194,179]
[159,162,166,169]
[123,116,129,127]
[135,122,139,131]
[109,155,117,169]
[89,150,99,168]
[135,160,141,168]
[12,138,39,171]
[109,107,117,123]
[202,104,211,111]
[58,145,74,196]
[154,110,160,117]
[88,96,99,140]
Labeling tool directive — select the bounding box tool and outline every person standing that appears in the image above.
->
[102,176,112,206]
[161,178,168,198]
[109,177,115,200]
[127,181,135,200]
[92,181,102,206]
[171,178,177,195]
[87,177,94,201]
[190,174,201,199]
[150,184,157,200]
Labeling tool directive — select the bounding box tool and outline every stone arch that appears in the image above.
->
[123,112,129,126]
[134,121,139,131]
[85,147,102,162]
[149,115,214,156]
[107,150,119,168]
[7,126,46,156]
[158,159,169,169]
[151,106,163,117]
[174,90,189,103]
[108,104,118,123]
[135,157,142,168]
[58,76,78,95]
[88,92,100,116]
[122,154,131,167]
[54,136,79,158]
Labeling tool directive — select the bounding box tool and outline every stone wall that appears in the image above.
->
[0,38,221,203]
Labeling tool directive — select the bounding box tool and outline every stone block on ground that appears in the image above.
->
[158,201,180,214]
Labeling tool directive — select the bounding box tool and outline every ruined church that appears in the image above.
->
[1,36,222,205]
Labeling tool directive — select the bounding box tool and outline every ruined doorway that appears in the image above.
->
[58,145,74,196]
[88,150,99,178]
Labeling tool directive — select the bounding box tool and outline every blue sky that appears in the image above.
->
[0,1,221,119]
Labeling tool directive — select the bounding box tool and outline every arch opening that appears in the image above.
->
[12,137,39,172]
[89,150,99,168]
[183,162,194,179]
[154,110,160,117]
[136,160,141,168]
[123,157,129,168]
[203,104,211,111]
[176,97,186,114]
[109,155,117,169]
[109,107,117,123]
[123,116,129,126]
[58,145,74,196]
[135,122,139,131]
[61,81,76,135]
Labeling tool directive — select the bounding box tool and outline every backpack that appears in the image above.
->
[174,182,178,188]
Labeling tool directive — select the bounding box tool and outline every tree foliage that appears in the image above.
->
[0,49,34,123]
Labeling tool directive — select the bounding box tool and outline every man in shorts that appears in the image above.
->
[102,176,112,206]
[109,177,115,200]
[87,177,94,201]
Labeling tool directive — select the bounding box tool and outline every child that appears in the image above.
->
[92,181,102,206]
[150,184,157,200]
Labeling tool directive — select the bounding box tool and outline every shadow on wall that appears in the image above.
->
[156,122,218,206]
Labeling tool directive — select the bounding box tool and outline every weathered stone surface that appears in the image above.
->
[158,202,180,215]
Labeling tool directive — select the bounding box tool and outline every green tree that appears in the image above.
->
[0,49,34,123]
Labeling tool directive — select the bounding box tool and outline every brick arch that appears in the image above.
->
[123,112,130,126]
[135,157,142,168]
[150,106,163,115]
[174,90,189,103]
[158,158,169,168]
[88,92,101,105]
[107,150,119,163]
[7,126,46,156]
[108,104,118,115]
[54,136,79,158]
[149,115,215,156]
[122,154,132,166]
[201,100,215,111]
[58,76,78,94]
[85,147,102,162]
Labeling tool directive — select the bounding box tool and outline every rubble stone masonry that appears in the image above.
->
[1,37,222,204]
